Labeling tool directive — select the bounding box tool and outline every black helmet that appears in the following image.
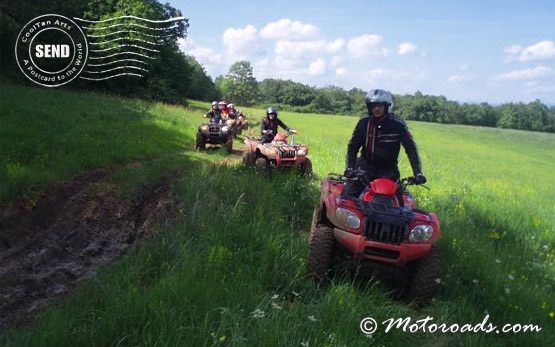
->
[266,107,278,116]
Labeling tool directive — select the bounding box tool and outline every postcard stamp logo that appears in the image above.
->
[15,14,88,87]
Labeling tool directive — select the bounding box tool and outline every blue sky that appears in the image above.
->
[173,0,555,104]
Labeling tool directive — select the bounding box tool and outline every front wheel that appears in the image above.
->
[255,157,270,175]
[404,245,440,305]
[242,150,255,165]
[298,158,313,177]
[196,132,206,150]
[306,207,335,280]
[225,136,233,153]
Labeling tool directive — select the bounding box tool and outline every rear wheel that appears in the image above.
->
[404,245,440,304]
[307,207,335,280]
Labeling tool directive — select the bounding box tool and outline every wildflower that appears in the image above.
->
[308,315,318,322]
[271,294,279,300]
[507,274,514,280]
[504,287,511,295]
[494,259,502,264]
[271,302,283,310]
[219,335,227,344]
[251,308,266,318]
[549,311,555,319]
[301,340,309,347]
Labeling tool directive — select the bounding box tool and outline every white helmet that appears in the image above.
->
[228,103,235,109]
[365,89,393,113]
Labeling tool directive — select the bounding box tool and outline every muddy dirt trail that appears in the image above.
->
[0,168,179,335]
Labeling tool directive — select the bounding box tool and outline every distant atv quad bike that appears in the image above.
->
[196,117,234,153]
[242,129,312,176]
[307,170,440,304]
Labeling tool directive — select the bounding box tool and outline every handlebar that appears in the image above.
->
[331,169,429,189]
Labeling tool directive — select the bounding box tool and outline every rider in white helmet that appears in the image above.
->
[204,100,222,121]
[342,89,426,202]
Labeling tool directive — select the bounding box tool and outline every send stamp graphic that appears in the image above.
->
[15,14,88,87]
[15,13,187,87]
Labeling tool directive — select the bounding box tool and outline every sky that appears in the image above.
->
[172,0,555,105]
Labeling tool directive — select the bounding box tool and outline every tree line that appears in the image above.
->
[2,1,553,133]
[217,61,555,133]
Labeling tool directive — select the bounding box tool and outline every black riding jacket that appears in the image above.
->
[346,113,422,175]
[204,109,222,121]
[260,116,290,135]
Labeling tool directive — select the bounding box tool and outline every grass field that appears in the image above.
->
[1,79,554,346]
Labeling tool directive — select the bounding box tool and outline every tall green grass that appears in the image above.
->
[0,80,201,202]
[1,83,554,346]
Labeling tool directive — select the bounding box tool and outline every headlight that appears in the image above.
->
[296,146,308,156]
[335,208,361,229]
[221,125,230,132]
[267,147,279,157]
[200,125,209,132]
[409,224,434,242]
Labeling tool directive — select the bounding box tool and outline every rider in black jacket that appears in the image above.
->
[204,101,222,122]
[260,107,291,143]
[342,89,426,200]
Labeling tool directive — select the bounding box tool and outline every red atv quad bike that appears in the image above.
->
[242,129,312,176]
[307,170,440,303]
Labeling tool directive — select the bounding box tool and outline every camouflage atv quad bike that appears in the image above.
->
[242,129,312,176]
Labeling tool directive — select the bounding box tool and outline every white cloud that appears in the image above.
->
[448,75,474,82]
[274,39,343,58]
[260,19,320,40]
[519,40,555,62]
[495,66,554,80]
[336,67,347,76]
[504,44,523,55]
[222,25,265,59]
[308,58,327,76]
[347,34,388,59]
[503,40,555,62]
[179,37,218,62]
[398,42,417,55]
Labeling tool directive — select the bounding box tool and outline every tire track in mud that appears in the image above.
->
[0,167,179,335]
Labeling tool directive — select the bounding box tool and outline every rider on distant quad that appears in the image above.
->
[342,89,426,203]
[205,101,222,121]
[260,107,292,143]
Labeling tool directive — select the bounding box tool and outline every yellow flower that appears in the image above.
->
[219,335,227,343]
[549,311,555,319]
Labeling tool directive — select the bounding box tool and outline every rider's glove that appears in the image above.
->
[344,168,354,178]
[415,173,427,184]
